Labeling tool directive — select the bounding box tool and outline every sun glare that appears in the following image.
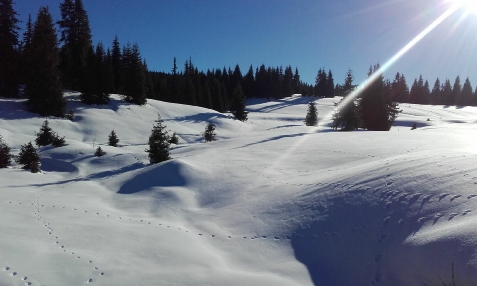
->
[453,0,477,14]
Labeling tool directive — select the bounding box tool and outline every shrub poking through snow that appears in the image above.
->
[94,146,105,157]
[52,133,66,147]
[108,130,119,147]
[35,120,66,147]
[146,114,171,164]
[0,136,12,168]
[66,109,75,121]
[304,101,318,126]
[169,132,179,145]
[411,123,417,130]
[203,122,216,142]
[35,120,54,146]
[16,142,40,171]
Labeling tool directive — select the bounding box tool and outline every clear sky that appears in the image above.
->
[13,0,477,87]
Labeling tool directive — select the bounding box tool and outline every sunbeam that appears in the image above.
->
[269,2,462,170]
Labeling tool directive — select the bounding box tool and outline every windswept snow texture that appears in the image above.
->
[1,93,477,285]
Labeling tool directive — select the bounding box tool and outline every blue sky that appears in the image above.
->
[14,0,477,87]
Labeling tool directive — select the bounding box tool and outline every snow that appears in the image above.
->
[1,93,477,285]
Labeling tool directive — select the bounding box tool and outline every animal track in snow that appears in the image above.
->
[468,195,477,199]
[449,213,459,220]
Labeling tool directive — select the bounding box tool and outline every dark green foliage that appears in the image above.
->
[304,101,318,126]
[411,123,417,130]
[30,159,40,173]
[169,132,179,145]
[461,77,473,106]
[94,146,104,157]
[19,14,33,86]
[111,35,122,94]
[108,130,119,147]
[35,120,54,146]
[25,7,66,117]
[357,64,401,131]
[229,85,248,121]
[122,43,147,105]
[326,70,335,98]
[203,122,216,142]
[81,42,110,104]
[331,98,360,131]
[57,0,92,92]
[145,114,171,164]
[35,120,66,147]
[15,142,40,171]
[0,135,12,168]
[66,109,75,121]
[0,0,20,98]
[314,68,327,97]
[430,78,441,105]
[51,133,66,147]
[390,72,409,103]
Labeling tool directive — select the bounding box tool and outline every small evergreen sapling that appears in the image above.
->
[304,101,318,126]
[66,109,75,121]
[95,146,105,157]
[145,114,171,164]
[16,142,40,171]
[203,122,216,142]
[35,120,54,146]
[52,132,66,147]
[108,130,119,147]
[0,136,12,168]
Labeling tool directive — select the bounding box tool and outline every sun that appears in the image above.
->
[452,0,477,14]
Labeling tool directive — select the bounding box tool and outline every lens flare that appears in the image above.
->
[269,3,461,169]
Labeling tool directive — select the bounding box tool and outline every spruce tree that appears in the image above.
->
[0,135,12,168]
[35,120,54,146]
[16,142,40,171]
[19,14,33,86]
[326,70,335,98]
[145,114,171,164]
[357,64,400,131]
[57,0,92,92]
[169,132,179,145]
[122,43,147,105]
[203,122,216,142]
[108,130,119,147]
[293,68,301,94]
[51,132,66,147]
[304,100,318,126]
[430,78,441,105]
[462,78,473,106]
[25,7,66,117]
[0,0,20,98]
[94,146,104,157]
[111,35,122,93]
[229,85,248,121]
[331,98,360,131]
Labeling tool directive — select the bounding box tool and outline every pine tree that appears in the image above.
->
[441,79,453,106]
[229,85,248,121]
[293,68,301,94]
[94,146,104,157]
[15,142,40,171]
[51,132,66,147]
[331,98,360,131]
[451,76,462,105]
[57,0,92,92]
[357,64,400,131]
[19,14,33,86]
[304,100,318,126]
[35,120,54,146]
[203,122,216,142]
[326,70,335,98]
[430,78,441,105]
[0,0,20,98]
[108,130,119,147]
[169,132,179,145]
[145,114,171,164]
[0,135,12,168]
[122,43,147,105]
[25,7,66,117]
[462,78,473,106]
[111,35,122,93]
[314,68,327,97]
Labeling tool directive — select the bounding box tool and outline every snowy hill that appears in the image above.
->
[1,93,477,285]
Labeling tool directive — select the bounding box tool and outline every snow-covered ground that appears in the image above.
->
[1,93,477,285]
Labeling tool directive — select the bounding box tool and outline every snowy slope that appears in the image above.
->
[1,93,477,285]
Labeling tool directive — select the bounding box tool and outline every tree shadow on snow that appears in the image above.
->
[247,96,315,113]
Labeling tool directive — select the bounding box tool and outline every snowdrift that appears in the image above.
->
[1,93,477,285]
